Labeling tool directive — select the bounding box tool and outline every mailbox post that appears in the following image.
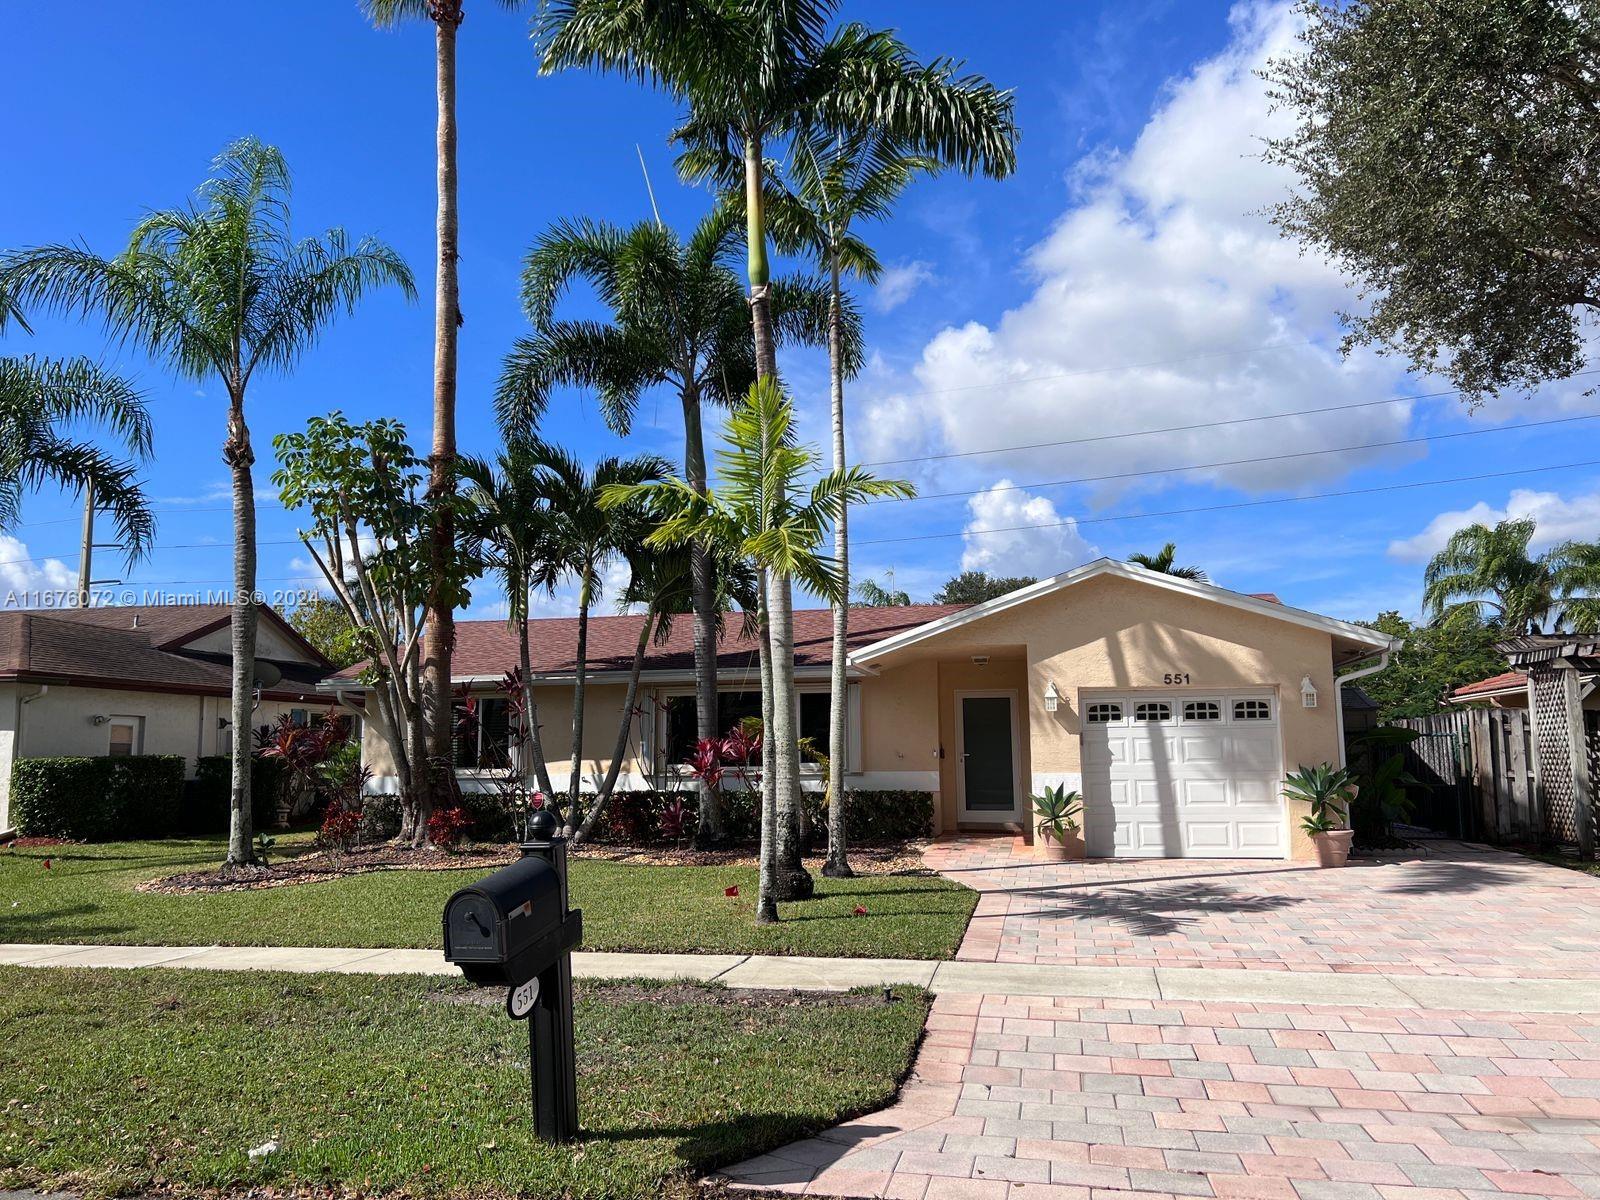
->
[442,809,582,1141]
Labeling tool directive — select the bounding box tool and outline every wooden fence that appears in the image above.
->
[1393,708,1561,845]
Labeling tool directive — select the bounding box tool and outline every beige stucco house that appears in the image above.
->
[0,604,337,835]
[341,560,1396,861]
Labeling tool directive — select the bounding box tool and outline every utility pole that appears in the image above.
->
[76,483,123,608]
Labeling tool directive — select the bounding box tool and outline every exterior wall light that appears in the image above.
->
[1300,675,1319,708]
[1043,681,1060,713]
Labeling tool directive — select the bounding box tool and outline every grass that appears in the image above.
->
[0,836,976,959]
[0,967,929,1199]
[1515,847,1600,877]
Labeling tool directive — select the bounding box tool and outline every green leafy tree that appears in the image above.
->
[1357,610,1509,720]
[604,379,913,919]
[1264,0,1600,400]
[2,138,414,867]
[933,571,1037,605]
[286,595,363,669]
[1423,518,1600,634]
[855,573,911,606]
[498,205,853,843]
[1128,542,1207,582]
[0,354,154,567]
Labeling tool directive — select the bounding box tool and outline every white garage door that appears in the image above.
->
[1080,692,1285,858]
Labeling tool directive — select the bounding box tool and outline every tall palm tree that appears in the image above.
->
[458,447,560,798]
[1424,518,1600,633]
[522,441,671,821]
[497,205,858,843]
[0,355,155,564]
[604,379,913,920]
[0,138,414,867]
[1128,543,1208,582]
[361,0,529,797]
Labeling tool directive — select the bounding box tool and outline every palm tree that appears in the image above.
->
[1128,543,1207,582]
[520,441,671,822]
[458,447,560,798]
[0,138,414,867]
[604,379,913,920]
[0,355,155,566]
[360,0,529,797]
[497,205,858,843]
[1424,518,1600,633]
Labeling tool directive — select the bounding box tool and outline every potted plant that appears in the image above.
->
[1032,783,1085,861]
[1282,763,1359,867]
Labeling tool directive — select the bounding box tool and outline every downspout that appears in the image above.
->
[1333,642,1399,768]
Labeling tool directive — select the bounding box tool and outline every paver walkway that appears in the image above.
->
[924,838,1600,978]
[717,837,1600,1198]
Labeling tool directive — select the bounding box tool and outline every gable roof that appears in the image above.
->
[848,558,1396,669]
[328,602,969,687]
[0,604,333,700]
[1449,670,1527,702]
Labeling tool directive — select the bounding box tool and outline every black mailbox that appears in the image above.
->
[442,809,582,1141]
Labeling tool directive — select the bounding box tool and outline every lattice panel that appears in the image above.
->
[1532,666,1578,844]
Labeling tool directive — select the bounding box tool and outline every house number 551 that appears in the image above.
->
[1162,673,1191,685]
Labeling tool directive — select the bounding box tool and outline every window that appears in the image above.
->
[1233,699,1272,721]
[453,697,510,770]
[107,716,142,757]
[664,691,763,764]
[290,708,310,728]
[798,692,831,762]
[1133,701,1172,723]
[1183,700,1221,722]
[1086,702,1122,724]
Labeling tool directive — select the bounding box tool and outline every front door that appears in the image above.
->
[955,691,1019,823]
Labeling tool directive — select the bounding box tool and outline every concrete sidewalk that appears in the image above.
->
[3,942,1596,1014]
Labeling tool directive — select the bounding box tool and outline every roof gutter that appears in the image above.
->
[1333,640,1399,768]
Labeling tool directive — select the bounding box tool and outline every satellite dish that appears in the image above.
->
[252,660,283,690]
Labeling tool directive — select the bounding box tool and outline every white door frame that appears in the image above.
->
[953,689,1022,824]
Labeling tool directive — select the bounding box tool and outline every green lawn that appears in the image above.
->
[1,836,975,958]
[1517,848,1600,877]
[0,967,928,1199]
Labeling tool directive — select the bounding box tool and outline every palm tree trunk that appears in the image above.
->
[683,388,722,846]
[421,3,461,816]
[767,565,812,900]
[566,585,591,827]
[823,256,852,879]
[754,573,779,924]
[518,607,556,797]
[223,391,258,867]
[574,612,654,844]
[744,133,778,380]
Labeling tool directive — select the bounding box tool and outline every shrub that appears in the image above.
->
[358,791,402,842]
[316,805,365,858]
[426,805,472,848]
[453,786,517,843]
[571,787,933,848]
[185,756,285,833]
[11,755,187,841]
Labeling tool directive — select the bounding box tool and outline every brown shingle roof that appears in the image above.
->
[332,603,970,684]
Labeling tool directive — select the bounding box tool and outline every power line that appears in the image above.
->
[852,459,1600,547]
[868,412,1600,506]
[854,372,1600,469]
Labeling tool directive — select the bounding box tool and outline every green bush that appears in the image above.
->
[184,756,285,833]
[578,787,933,847]
[11,755,187,841]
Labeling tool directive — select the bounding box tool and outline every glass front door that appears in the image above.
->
[958,692,1017,821]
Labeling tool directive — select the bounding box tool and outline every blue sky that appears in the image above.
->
[5,0,1598,624]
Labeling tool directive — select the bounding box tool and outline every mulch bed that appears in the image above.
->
[137,839,933,894]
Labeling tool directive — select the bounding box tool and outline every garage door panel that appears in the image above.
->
[1080,690,1285,859]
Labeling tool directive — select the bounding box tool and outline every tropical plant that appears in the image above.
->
[1356,610,1508,719]
[855,573,911,606]
[286,595,364,668]
[1,138,414,867]
[498,205,853,844]
[1423,518,1600,634]
[361,0,532,797]
[933,571,1037,605]
[1282,763,1358,836]
[0,354,154,569]
[1347,726,1421,845]
[603,379,913,919]
[1031,783,1082,843]
[1128,542,1207,581]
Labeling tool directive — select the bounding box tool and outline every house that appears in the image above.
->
[337,559,1396,861]
[0,604,338,835]
[1449,667,1600,710]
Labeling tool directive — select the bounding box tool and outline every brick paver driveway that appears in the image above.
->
[717,838,1600,1198]
[923,837,1600,979]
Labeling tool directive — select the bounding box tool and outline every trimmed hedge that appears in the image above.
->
[11,755,187,841]
[184,756,286,834]
[582,787,934,847]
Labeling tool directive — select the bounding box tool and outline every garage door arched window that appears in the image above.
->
[1183,700,1221,722]
[1085,701,1123,724]
[1133,701,1172,723]
[1233,698,1272,721]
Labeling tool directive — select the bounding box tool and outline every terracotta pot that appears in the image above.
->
[1036,827,1086,862]
[1311,829,1354,868]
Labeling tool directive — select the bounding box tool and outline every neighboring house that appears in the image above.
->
[336,559,1396,861]
[1449,668,1600,710]
[0,604,337,835]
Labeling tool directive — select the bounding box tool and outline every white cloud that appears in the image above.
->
[154,480,232,506]
[1388,487,1600,563]
[859,2,1424,503]
[959,482,1099,579]
[0,534,77,604]
[872,260,937,313]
